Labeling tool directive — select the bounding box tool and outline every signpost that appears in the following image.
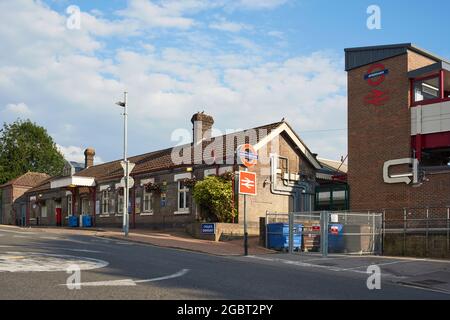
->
[120,160,135,236]
[237,144,258,256]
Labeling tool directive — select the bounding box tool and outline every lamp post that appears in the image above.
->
[116,92,129,236]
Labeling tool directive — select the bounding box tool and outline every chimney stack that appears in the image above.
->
[84,147,95,168]
[191,112,214,145]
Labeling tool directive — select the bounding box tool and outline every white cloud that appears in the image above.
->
[57,145,104,164]
[0,0,347,162]
[226,0,288,10]
[209,18,252,32]
[3,103,32,116]
[116,0,207,29]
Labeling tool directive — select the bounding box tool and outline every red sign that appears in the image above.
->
[239,171,257,196]
[364,63,390,106]
[237,144,258,168]
[330,225,340,235]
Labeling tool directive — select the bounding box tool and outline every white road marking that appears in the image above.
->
[0,252,108,272]
[115,241,134,245]
[13,235,30,238]
[246,256,406,277]
[60,269,190,287]
[40,236,60,240]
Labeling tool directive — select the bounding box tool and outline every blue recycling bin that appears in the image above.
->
[82,215,92,228]
[267,223,302,251]
[68,216,79,228]
[328,224,344,253]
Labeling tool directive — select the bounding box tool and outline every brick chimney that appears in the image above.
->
[191,112,214,145]
[84,147,95,168]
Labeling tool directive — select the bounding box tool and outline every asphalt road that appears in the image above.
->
[0,226,448,300]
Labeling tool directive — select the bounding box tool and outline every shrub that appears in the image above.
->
[193,175,235,223]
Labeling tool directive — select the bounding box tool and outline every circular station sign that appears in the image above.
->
[237,144,258,168]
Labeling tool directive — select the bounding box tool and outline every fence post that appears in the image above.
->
[382,210,386,256]
[447,207,449,255]
[403,208,407,256]
[265,211,269,249]
[426,208,429,257]
[288,212,294,254]
[321,211,328,258]
[372,212,376,254]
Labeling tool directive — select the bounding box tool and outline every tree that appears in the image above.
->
[192,175,235,223]
[0,119,65,184]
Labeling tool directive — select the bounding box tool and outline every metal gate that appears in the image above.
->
[265,211,383,256]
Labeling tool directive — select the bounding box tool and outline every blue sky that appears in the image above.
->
[1,0,450,164]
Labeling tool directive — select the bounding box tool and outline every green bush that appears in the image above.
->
[193,175,235,223]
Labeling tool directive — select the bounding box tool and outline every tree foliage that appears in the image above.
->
[0,119,65,184]
[192,175,235,223]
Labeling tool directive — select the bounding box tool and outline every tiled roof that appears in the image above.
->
[0,172,50,188]
[75,121,284,183]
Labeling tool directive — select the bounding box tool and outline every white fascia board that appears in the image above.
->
[50,176,96,189]
[254,123,322,169]
[174,173,191,181]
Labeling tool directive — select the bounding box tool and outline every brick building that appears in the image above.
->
[13,113,323,230]
[0,172,50,225]
[345,43,450,211]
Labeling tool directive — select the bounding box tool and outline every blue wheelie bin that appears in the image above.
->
[82,215,93,228]
[68,215,79,228]
[328,224,344,253]
[267,223,302,251]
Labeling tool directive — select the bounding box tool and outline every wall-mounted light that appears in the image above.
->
[186,167,193,172]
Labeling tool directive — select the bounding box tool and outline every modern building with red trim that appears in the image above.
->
[345,43,450,211]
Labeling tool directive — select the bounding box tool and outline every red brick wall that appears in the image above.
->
[347,51,450,211]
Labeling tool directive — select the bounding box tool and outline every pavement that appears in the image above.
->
[1,225,450,300]
[17,225,273,256]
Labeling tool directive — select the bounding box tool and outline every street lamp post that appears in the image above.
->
[116,92,129,236]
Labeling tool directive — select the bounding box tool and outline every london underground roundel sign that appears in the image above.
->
[237,144,258,168]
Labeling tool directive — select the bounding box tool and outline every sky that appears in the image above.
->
[1,0,450,164]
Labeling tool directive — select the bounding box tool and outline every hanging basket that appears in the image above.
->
[182,177,197,188]
[144,182,162,193]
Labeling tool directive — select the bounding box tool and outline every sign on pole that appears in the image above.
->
[239,171,257,196]
[120,176,135,189]
[120,161,135,175]
[237,144,258,168]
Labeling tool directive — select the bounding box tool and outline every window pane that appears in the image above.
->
[185,192,190,208]
[414,76,440,102]
[179,191,184,209]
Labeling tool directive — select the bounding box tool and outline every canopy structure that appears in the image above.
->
[50,176,96,189]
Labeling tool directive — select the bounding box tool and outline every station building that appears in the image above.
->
[345,43,450,212]
[5,113,327,231]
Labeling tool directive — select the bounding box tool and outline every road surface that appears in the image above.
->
[0,226,448,300]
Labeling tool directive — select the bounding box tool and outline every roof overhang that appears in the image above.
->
[345,43,448,72]
[50,176,96,189]
[408,61,450,79]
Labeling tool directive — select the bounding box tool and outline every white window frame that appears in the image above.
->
[101,190,110,214]
[176,180,190,214]
[142,189,153,215]
[67,195,73,216]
